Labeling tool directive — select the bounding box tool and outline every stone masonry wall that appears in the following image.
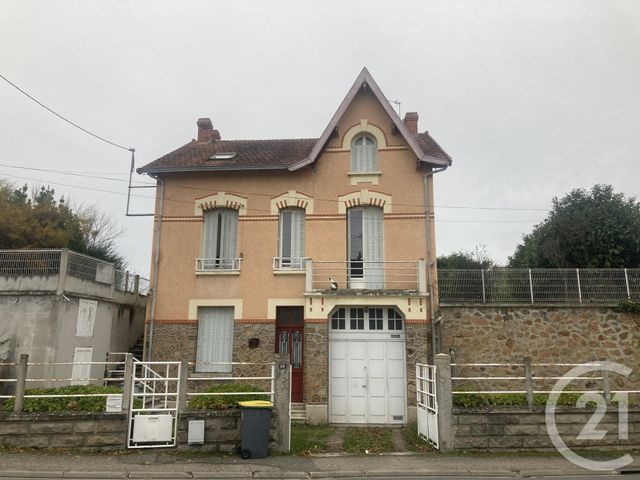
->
[405,322,431,406]
[304,323,328,404]
[440,306,640,392]
[454,407,640,450]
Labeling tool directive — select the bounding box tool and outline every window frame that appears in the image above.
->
[196,306,235,373]
[201,208,239,271]
[330,307,403,332]
[351,134,378,172]
[276,207,306,270]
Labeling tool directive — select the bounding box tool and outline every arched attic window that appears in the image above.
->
[351,135,378,172]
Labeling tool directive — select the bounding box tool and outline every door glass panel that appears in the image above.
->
[348,209,363,279]
[387,308,403,330]
[350,308,364,330]
[369,308,383,330]
[279,331,290,355]
[331,308,346,330]
[292,331,302,368]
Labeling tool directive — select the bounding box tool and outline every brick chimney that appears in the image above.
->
[403,112,419,134]
[197,117,221,142]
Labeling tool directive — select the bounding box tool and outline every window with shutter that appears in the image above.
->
[348,206,384,288]
[277,208,305,269]
[196,307,235,373]
[351,135,378,172]
[202,209,239,270]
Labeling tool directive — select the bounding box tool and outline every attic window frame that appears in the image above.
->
[209,152,237,161]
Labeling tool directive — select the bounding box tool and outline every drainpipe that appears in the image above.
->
[146,175,165,361]
[423,166,447,362]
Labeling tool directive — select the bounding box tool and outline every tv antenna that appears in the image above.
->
[390,99,401,118]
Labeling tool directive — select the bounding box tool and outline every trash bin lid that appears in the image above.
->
[239,400,273,408]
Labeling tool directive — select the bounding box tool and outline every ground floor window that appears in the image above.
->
[196,306,234,373]
[330,307,403,332]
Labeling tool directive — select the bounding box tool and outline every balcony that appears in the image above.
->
[305,259,427,295]
[195,257,242,274]
[272,257,309,272]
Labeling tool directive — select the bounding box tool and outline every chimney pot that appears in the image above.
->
[197,117,220,142]
[403,112,419,134]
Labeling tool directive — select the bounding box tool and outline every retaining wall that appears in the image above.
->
[453,407,640,450]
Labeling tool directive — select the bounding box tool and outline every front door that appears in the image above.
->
[276,306,304,402]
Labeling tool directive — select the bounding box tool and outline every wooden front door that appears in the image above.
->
[276,306,304,403]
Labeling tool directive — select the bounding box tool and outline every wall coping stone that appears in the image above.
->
[453,406,640,415]
[0,412,126,421]
[441,304,621,309]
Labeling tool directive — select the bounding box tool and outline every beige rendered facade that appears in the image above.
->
[139,68,452,424]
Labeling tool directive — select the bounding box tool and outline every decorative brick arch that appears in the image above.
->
[270,190,314,215]
[194,192,247,216]
[341,119,388,149]
[337,189,392,214]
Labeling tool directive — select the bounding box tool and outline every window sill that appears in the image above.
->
[273,269,306,275]
[348,171,381,185]
[196,271,241,276]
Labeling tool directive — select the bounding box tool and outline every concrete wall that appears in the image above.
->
[453,407,640,450]
[0,411,277,452]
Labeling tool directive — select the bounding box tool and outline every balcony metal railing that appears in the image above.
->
[306,259,426,294]
[272,257,309,271]
[438,268,640,305]
[195,257,242,273]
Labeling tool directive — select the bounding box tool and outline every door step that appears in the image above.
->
[291,403,307,423]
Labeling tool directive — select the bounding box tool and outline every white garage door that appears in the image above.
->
[329,307,407,424]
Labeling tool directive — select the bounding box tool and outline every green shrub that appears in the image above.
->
[188,383,269,410]
[452,391,614,408]
[0,385,123,413]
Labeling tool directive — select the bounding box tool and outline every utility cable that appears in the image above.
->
[0,73,133,152]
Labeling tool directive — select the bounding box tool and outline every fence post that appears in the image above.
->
[523,357,534,409]
[481,269,486,303]
[177,359,189,412]
[528,268,534,304]
[576,269,582,303]
[601,360,611,405]
[305,260,313,292]
[56,249,69,295]
[121,354,134,415]
[434,353,454,452]
[133,275,140,295]
[273,353,291,452]
[13,353,28,414]
[624,268,631,300]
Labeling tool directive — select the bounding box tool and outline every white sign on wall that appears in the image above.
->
[71,346,93,385]
[105,395,123,413]
[76,299,98,337]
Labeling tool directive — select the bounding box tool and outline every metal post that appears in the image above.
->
[528,269,534,304]
[601,360,611,405]
[481,269,486,304]
[178,359,189,412]
[134,275,140,295]
[121,354,134,415]
[524,357,534,409]
[14,354,28,414]
[56,249,69,295]
[125,271,130,292]
[434,353,454,452]
[576,269,582,303]
[624,268,631,300]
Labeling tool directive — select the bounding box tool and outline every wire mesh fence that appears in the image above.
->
[439,268,640,305]
[0,249,62,276]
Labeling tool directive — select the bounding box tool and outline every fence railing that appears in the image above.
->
[307,259,426,293]
[439,268,640,305]
[0,249,149,296]
[451,360,640,407]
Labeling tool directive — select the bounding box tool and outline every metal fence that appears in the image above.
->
[0,249,149,296]
[439,268,640,304]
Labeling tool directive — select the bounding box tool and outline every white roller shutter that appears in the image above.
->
[196,307,235,373]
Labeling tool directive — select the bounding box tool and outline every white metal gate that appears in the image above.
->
[127,361,181,449]
[416,363,439,449]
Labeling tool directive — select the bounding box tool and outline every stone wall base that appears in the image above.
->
[306,404,328,425]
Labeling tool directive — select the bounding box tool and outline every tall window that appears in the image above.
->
[278,208,305,269]
[351,135,378,171]
[348,206,384,288]
[196,307,234,373]
[202,208,238,270]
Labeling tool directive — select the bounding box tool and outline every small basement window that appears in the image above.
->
[209,152,237,161]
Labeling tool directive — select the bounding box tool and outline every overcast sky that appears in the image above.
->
[1,0,639,276]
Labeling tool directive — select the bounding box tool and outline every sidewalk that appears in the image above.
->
[0,450,638,479]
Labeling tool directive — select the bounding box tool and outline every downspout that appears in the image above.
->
[423,165,447,362]
[146,175,165,361]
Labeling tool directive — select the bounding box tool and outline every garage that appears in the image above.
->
[328,307,407,424]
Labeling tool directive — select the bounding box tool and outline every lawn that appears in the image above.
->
[290,424,333,455]
[342,427,393,454]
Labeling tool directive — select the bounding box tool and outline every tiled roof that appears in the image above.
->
[138,138,318,173]
[139,133,451,174]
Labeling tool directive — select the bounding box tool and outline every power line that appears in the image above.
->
[0,73,133,152]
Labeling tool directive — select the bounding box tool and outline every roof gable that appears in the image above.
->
[288,67,451,171]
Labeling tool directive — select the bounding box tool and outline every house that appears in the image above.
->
[0,249,147,390]
[138,68,452,424]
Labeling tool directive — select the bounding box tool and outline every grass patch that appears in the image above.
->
[343,427,393,454]
[402,423,434,452]
[290,424,333,455]
[451,391,626,408]
[188,383,269,410]
[0,386,123,413]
